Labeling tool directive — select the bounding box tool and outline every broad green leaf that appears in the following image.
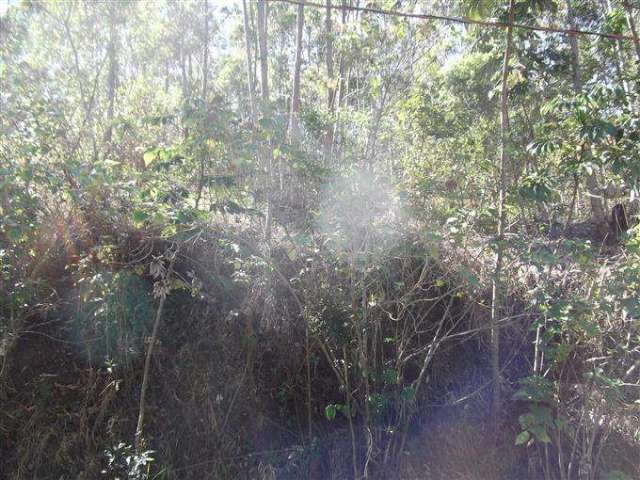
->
[515,431,530,446]
[143,151,157,166]
[325,404,337,421]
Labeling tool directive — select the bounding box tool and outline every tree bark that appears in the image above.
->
[202,0,209,99]
[323,0,336,161]
[257,0,273,242]
[288,1,305,141]
[104,5,117,145]
[325,0,335,111]
[585,159,607,228]
[490,0,515,429]
[135,251,176,453]
[331,0,348,160]
[180,41,188,98]
[623,1,640,65]
[242,0,257,124]
[337,0,347,108]
[195,0,210,210]
[603,0,633,109]
[566,0,606,229]
[566,0,581,93]
[164,58,170,94]
[257,0,270,103]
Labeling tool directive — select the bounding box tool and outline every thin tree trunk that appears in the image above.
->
[180,39,191,141]
[0,311,24,400]
[180,40,188,99]
[135,251,176,453]
[341,345,358,480]
[332,0,348,159]
[195,0,210,210]
[195,151,206,210]
[363,86,387,170]
[323,0,336,162]
[602,0,633,108]
[567,0,606,230]
[242,0,267,229]
[257,0,273,242]
[565,172,579,230]
[289,1,305,141]
[188,52,193,86]
[337,0,347,108]
[61,5,88,116]
[623,1,640,65]
[257,0,270,102]
[585,162,607,227]
[325,0,335,111]
[251,1,259,101]
[202,0,209,99]
[490,0,515,429]
[164,59,170,94]
[566,0,581,92]
[104,5,117,145]
[242,0,257,124]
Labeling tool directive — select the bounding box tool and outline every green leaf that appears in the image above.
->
[515,431,530,446]
[143,151,157,166]
[465,0,487,21]
[400,386,415,402]
[530,425,551,443]
[103,159,121,168]
[325,404,337,421]
[133,210,149,223]
[467,9,482,21]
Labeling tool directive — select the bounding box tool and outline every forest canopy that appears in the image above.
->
[1,1,639,479]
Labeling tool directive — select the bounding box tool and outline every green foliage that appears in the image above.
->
[2,0,640,478]
[517,171,556,204]
[72,270,154,365]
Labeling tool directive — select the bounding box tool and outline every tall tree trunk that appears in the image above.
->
[242,0,260,217]
[490,0,515,429]
[257,0,269,102]
[363,86,388,171]
[164,58,170,94]
[135,251,176,453]
[179,38,191,141]
[323,0,336,162]
[180,40,188,99]
[603,0,633,109]
[325,0,335,111]
[566,3,607,471]
[566,0,606,230]
[242,0,257,124]
[104,5,117,145]
[332,0,348,161]
[623,1,640,65]
[337,0,347,108]
[288,1,305,141]
[251,1,259,101]
[195,0,210,211]
[566,1,581,92]
[257,0,273,242]
[202,0,209,99]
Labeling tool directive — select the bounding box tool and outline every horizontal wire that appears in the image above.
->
[270,0,638,42]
